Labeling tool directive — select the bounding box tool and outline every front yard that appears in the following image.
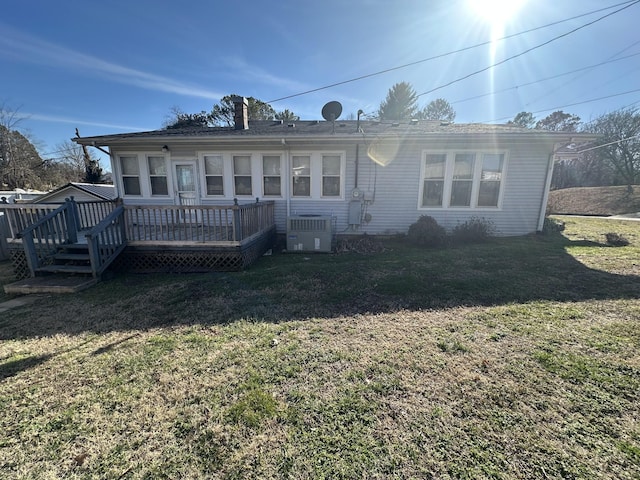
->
[1,216,639,479]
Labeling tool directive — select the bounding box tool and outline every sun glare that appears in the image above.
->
[469,0,527,30]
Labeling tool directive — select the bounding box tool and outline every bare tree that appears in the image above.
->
[54,140,88,181]
[586,108,640,189]
[0,103,46,189]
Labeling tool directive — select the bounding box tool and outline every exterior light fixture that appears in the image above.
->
[162,145,169,152]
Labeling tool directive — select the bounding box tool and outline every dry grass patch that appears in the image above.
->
[1,301,639,479]
[1,217,639,478]
[548,185,640,215]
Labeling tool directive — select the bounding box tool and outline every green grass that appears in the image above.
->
[0,217,639,479]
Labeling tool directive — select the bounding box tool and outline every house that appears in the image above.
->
[1,97,593,289]
[74,97,591,238]
[34,182,116,204]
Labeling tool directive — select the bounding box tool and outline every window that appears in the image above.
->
[233,155,252,196]
[262,155,281,196]
[204,155,224,196]
[421,154,446,207]
[120,156,141,195]
[322,155,341,197]
[292,155,311,197]
[148,156,168,196]
[478,153,503,207]
[419,150,506,209]
[450,153,475,207]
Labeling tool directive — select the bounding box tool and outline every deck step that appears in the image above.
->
[4,276,99,294]
[53,252,91,261]
[37,264,94,274]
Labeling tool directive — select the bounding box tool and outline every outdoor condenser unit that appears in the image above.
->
[286,215,333,252]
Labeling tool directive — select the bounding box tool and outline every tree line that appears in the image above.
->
[0,105,103,191]
[508,108,640,190]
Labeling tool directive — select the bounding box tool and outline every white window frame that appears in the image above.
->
[261,154,283,197]
[418,150,508,210]
[147,155,169,197]
[118,154,143,197]
[202,153,225,197]
[232,154,253,197]
[290,151,346,201]
[291,153,312,198]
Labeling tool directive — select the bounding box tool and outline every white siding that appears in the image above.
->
[111,137,555,237]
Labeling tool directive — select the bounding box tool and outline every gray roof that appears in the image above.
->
[36,183,116,202]
[75,120,591,146]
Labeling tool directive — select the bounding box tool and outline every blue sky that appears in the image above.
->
[2,0,640,168]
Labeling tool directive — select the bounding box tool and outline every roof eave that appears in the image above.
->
[74,130,597,148]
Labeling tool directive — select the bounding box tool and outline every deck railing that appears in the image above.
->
[76,200,118,230]
[15,202,77,276]
[0,198,116,240]
[85,205,127,277]
[0,204,63,240]
[1,199,275,275]
[124,201,275,244]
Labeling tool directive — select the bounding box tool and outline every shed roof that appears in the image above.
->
[36,183,116,203]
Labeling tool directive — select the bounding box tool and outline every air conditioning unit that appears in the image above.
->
[287,215,333,252]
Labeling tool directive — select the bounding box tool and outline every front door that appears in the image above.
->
[174,163,199,206]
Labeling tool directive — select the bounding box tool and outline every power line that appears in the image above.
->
[267,0,637,104]
[450,51,640,106]
[480,88,640,123]
[523,39,640,110]
[416,0,640,98]
[576,133,640,154]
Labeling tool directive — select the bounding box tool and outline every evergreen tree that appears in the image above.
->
[378,82,419,121]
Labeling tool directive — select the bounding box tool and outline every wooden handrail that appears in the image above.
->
[16,204,67,238]
[85,206,127,278]
[16,203,71,277]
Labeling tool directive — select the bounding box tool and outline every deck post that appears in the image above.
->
[22,233,38,277]
[65,197,79,243]
[232,198,242,241]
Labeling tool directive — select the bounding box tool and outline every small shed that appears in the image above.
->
[35,183,116,204]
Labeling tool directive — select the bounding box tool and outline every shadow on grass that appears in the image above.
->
[0,233,638,340]
[0,354,53,381]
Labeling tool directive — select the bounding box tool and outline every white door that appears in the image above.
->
[174,163,199,206]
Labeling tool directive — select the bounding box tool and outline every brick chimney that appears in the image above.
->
[231,96,249,130]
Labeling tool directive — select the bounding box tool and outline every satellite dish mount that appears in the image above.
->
[321,101,343,133]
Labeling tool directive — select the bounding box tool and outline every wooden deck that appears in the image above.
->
[1,199,276,282]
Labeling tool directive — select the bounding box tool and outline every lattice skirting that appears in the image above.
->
[6,228,275,278]
[112,227,276,273]
[8,246,29,280]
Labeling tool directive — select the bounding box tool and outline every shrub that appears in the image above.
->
[407,215,446,247]
[451,217,495,243]
[605,232,630,246]
[543,217,566,233]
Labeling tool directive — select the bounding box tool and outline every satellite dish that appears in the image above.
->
[322,101,343,121]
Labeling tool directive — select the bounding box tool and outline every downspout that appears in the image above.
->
[537,146,558,231]
[355,109,364,189]
[283,139,291,217]
[355,143,359,188]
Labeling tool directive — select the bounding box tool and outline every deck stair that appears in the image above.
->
[4,242,99,294]
[36,243,93,275]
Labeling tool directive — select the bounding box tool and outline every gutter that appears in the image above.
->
[537,150,556,232]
